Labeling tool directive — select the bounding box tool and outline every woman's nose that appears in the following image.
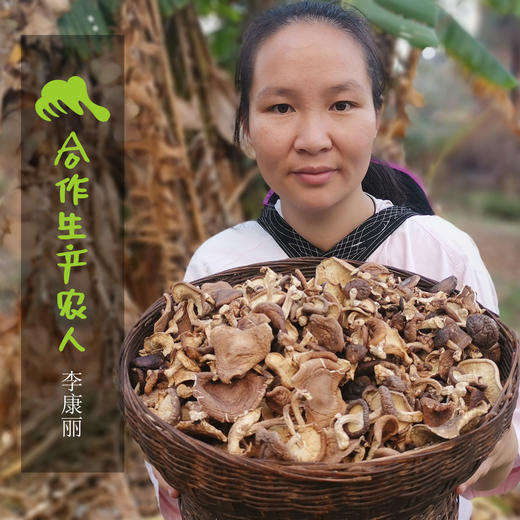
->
[293,114,333,154]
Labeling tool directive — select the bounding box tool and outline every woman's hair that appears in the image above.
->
[364,161,434,215]
[234,1,385,143]
[234,0,434,215]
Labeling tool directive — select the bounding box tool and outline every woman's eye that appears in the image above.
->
[270,104,292,114]
[331,101,352,111]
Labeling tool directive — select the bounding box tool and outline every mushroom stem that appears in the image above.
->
[228,408,262,455]
[291,389,312,427]
[248,417,286,434]
[333,413,357,449]
[283,403,300,443]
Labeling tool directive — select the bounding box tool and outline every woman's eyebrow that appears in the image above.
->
[256,86,297,99]
[326,81,364,94]
[256,81,364,99]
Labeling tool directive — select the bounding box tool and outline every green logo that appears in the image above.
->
[35,76,110,122]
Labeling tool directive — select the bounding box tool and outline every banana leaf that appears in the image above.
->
[484,0,520,16]
[373,0,442,28]
[348,0,518,89]
[347,0,439,48]
[58,0,119,58]
[437,11,518,89]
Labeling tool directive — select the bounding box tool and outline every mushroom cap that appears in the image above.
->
[342,279,372,300]
[154,293,174,333]
[366,414,400,460]
[132,353,165,370]
[253,302,287,332]
[315,257,356,304]
[201,281,242,307]
[369,386,422,432]
[386,328,413,365]
[416,401,489,440]
[342,399,370,437]
[454,285,481,314]
[443,319,472,349]
[307,314,345,353]
[142,332,175,356]
[286,426,326,462]
[407,424,442,447]
[438,349,455,381]
[302,295,330,315]
[399,274,421,290]
[444,302,469,326]
[193,371,269,423]
[254,426,292,460]
[291,358,346,427]
[210,323,273,383]
[265,352,297,389]
[142,387,166,408]
[316,257,355,286]
[465,314,500,349]
[248,289,286,306]
[155,388,181,425]
[176,419,227,442]
[420,397,455,427]
[458,359,503,404]
[266,386,292,415]
[464,385,489,409]
[357,262,391,281]
[345,343,368,364]
[429,275,458,295]
[366,317,387,346]
[171,281,212,316]
[373,414,400,444]
[237,312,270,330]
[374,365,407,393]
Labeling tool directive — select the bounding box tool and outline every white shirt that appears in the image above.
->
[186,196,498,314]
[147,195,504,519]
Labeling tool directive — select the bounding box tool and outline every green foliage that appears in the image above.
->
[484,0,520,15]
[438,14,518,89]
[59,0,518,87]
[459,191,520,221]
[345,0,518,89]
[349,0,439,48]
[481,192,520,220]
[58,0,122,58]
[496,282,520,334]
[159,0,191,16]
[195,0,246,72]
[369,0,442,28]
[209,23,242,71]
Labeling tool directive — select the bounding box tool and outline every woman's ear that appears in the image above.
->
[241,125,256,160]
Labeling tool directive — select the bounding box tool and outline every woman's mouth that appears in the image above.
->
[292,168,338,185]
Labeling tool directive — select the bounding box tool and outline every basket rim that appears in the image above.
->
[120,257,519,477]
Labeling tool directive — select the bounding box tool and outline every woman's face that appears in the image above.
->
[246,21,379,214]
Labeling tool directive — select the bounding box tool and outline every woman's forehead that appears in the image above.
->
[251,21,371,95]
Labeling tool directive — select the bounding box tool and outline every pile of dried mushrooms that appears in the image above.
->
[131,258,503,463]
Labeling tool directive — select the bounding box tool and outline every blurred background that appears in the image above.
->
[0,0,519,518]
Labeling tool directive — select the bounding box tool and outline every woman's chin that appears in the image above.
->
[291,195,341,214]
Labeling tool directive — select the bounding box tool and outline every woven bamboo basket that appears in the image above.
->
[120,258,519,520]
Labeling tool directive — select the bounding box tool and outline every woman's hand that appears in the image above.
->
[457,427,518,495]
[152,466,182,520]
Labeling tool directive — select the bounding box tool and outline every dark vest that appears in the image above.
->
[257,192,418,261]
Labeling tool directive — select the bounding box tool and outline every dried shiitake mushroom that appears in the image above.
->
[133,259,502,463]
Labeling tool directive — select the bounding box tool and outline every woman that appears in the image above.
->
[146,2,520,518]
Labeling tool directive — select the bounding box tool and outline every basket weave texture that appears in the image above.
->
[120,258,519,520]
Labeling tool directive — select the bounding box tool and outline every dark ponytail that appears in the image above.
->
[363,161,435,215]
